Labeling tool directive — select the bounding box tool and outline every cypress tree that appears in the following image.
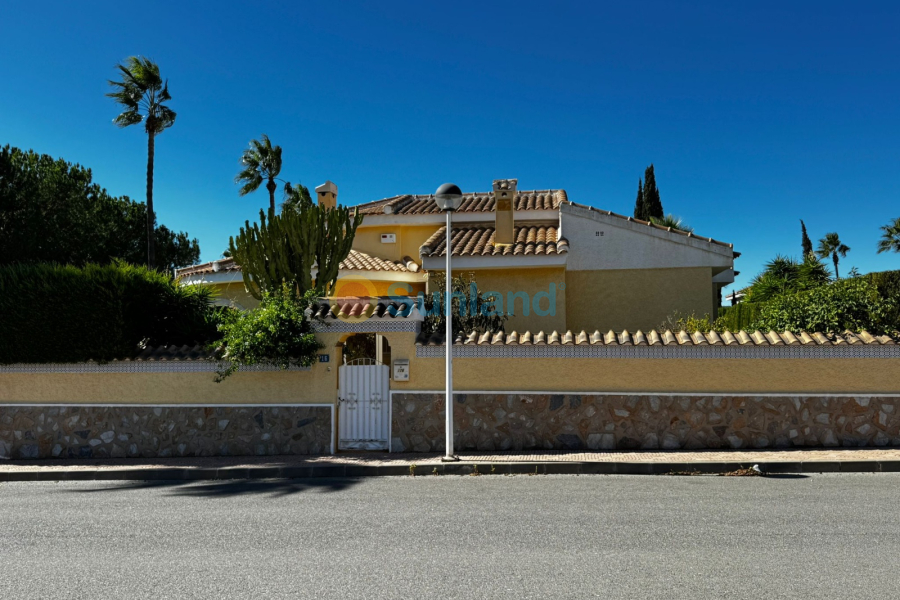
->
[633,179,645,220]
[800,219,813,258]
[643,164,663,220]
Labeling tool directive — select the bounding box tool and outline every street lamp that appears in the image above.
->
[434,183,463,461]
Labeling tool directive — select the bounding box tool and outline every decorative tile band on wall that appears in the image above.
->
[310,320,420,333]
[0,362,312,374]
[391,393,900,452]
[415,345,900,359]
[0,406,332,460]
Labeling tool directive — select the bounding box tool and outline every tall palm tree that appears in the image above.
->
[877,217,900,254]
[235,135,283,213]
[107,56,176,270]
[816,232,851,279]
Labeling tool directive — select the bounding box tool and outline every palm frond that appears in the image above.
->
[877,217,900,254]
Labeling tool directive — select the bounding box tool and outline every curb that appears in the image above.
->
[2,460,900,482]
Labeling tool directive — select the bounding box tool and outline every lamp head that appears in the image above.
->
[434,183,463,212]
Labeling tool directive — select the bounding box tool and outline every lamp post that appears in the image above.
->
[434,183,463,461]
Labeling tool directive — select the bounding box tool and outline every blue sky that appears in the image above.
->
[1,1,898,289]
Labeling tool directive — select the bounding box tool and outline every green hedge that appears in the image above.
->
[0,262,220,364]
[750,277,897,335]
[867,270,900,330]
[717,302,762,331]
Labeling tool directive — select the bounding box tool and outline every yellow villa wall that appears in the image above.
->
[426,267,567,333]
[2,325,898,405]
[566,267,714,333]
[391,356,900,395]
[352,225,439,264]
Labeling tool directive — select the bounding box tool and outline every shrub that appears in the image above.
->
[422,272,508,337]
[717,302,763,331]
[750,277,897,335]
[659,312,725,333]
[0,261,219,364]
[214,285,322,381]
[866,270,900,331]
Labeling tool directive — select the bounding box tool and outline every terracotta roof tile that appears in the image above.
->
[176,258,240,277]
[355,190,567,216]
[420,223,568,258]
[339,250,415,272]
[416,329,897,347]
[177,251,416,279]
[131,344,217,361]
[309,296,419,321]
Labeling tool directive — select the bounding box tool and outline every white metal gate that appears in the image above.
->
[338,358,390,450]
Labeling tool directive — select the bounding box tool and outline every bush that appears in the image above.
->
[659,312,724,333]
[0,262,220,364]
[866,270,900,331]
[717,302,763,331]
[214,286,322,381]
[750,277,897,335]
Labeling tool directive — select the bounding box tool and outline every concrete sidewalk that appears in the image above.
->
[4,448,900,481]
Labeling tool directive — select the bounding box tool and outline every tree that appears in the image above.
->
[650,214,692,233]
[421,272,508,338]
[633,179,644,220]
[0,145,198,270]
[642,164,663,220]
[877,217,900,254]
[228,202,362,300]
[816,232,851,279]
[107,56,176,270]
[235,134,283,213]
[800,219,813,258]
[633,165,663,221]
[282,181,313,212]
[214,285,322,382]
[745,254,831,303]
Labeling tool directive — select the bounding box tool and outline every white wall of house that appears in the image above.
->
[560,203,734,273]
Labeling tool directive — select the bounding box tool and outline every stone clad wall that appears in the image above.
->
[391,393,900,452]
[0,406,331,460]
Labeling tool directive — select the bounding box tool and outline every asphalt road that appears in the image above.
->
[1,474,899,599]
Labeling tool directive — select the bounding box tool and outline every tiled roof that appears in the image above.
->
[565,201,733,249]
[177,251,416,278]
[420,223,568,258]
[176,258,240,277]
[416,329,897,346]
[309,297,420,320]
[355,189,567,216]
[340,251,415,272]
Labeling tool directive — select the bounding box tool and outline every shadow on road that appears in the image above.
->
[64,477,362,498]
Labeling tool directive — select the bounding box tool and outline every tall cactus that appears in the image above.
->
[228,204,362,300]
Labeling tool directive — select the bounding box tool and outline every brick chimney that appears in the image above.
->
[493,179,517,246]
[315,180,338,209]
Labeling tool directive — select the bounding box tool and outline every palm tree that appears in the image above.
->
[235,135,283,213]
[650,213,693,233]
[816,232,851,279]
[107,56,176,270]
[877,217,900,254]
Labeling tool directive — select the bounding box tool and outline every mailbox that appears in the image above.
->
[393,358,409,381]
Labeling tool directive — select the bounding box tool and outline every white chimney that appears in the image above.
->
[493,179,517,246]
[315,180,338,209]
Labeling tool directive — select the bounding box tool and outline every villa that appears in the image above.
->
[177,179,738,333]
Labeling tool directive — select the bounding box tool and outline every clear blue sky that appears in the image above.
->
[2,1,898,290]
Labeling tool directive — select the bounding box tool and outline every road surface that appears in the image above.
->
[1,474,897,599]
